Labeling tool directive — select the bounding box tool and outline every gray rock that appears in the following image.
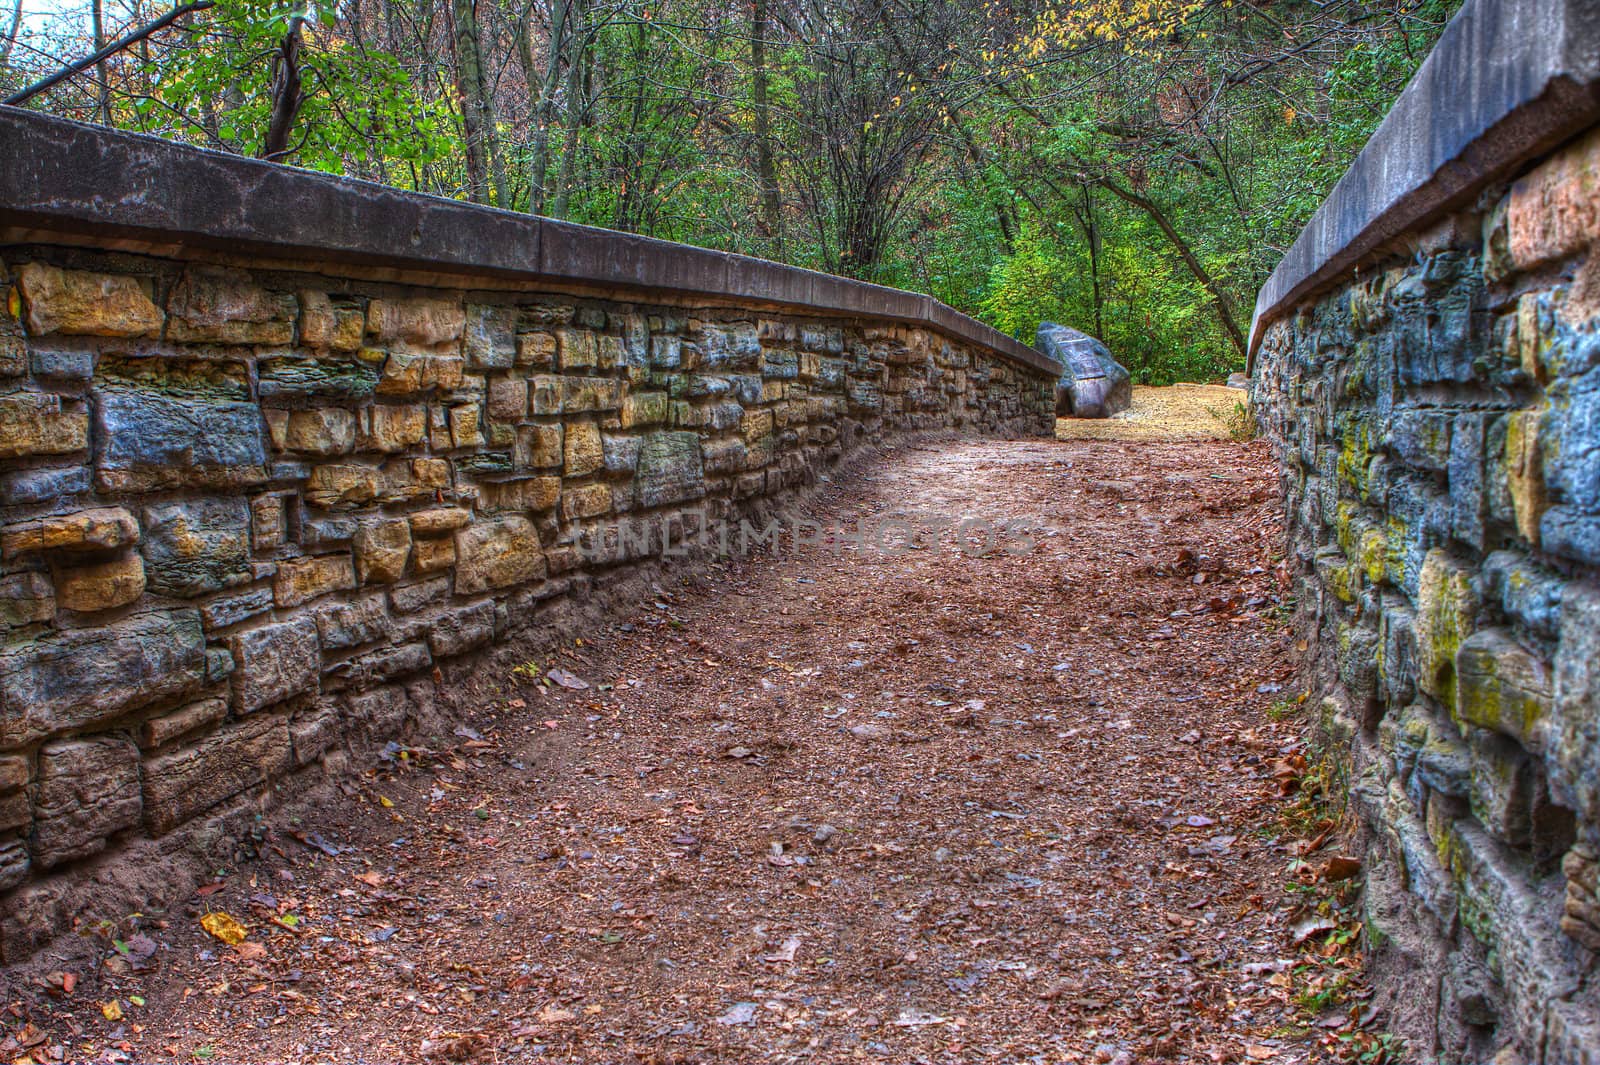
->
[0,609,205,746]
[1037,323,1132,418]
[0,837,28,892]
[141,497,252,598]
[425,601,494,659]
[257,357,379,400]
[0,465,91,505]
[94,391,266,492]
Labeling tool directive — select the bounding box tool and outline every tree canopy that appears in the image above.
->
[2,0,1458,382]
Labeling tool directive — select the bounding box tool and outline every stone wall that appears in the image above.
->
[1249,0,1600,1057]
[0,120,1055,964]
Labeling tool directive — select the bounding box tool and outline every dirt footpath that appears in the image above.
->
[2,415,1335,1064]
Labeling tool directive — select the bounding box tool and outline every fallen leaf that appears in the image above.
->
[200,911,247,946]
[1321,855,1362,882]
[547,668,590,690]
[100,1000,123,1022]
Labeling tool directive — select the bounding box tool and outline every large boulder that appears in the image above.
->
[1037,323,1132,418]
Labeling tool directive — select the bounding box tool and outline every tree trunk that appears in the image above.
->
[0,0,24,73]
[516,0,568,215]
[91,0,111,123]
[450,0,494,203]
[550,2,587,220]
[751,0,782,257]
[1096,177,1247,358]
[261,15,305,161]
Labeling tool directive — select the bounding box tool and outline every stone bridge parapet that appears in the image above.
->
[0,107,1058,961]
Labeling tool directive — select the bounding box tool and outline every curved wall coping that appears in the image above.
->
[1249,0,1600,362]
[0,106,1060,377]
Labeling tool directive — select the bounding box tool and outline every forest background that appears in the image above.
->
[0,0,1460,383]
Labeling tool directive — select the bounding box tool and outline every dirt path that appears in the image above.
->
[3,425,1323,1064]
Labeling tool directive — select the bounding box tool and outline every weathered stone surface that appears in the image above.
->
[563,483,613,520]
[519,423,563,468]
[354,518,411,584]
[259,357,379,401]
[363,404,428,452]
[0,391,87,458]
[413,536,456,574]
[517,331,557,369]
[464,305,516,369]
[1039,323,1132,419]
[368,297,466,349]
[487,376,528,420]
[2,506,137,558]
[141,497,251,597]
[298,291,364,351]
[426,601,494,659]
[94,391,267,492]
[0,464,90,505]
[314,592,391,652]
[1508,125,1600,271]
[166,266,296,344]
[0,572,50,629]
[141,714,292,835]
[304,464,383,509]
[409,507,472,537]
[563,420,604,476]
[139,697,227,750]
[55,554,145,612]
[0,609,204,746]
[635,431,705,507]
[32,737,141,868]
[274,554,356,608]
[229,616,320,713]
[1414,549,1479,706]
[14,262,161,337]
[455,516,544,594]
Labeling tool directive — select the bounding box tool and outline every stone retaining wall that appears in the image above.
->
[0,115,1056,963]
[1249,0,1600,1057]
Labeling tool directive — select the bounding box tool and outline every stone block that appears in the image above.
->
[1553,582,1600,826]
[55,554,145,613]
[141,497,252,598]
[562,376,624,413]
[377,351,464,395]
[304,464,383,509]
[354,518,411,584]
[273,553,356,608]
[621,391,668,429]
[357,404,422,454]
[1415,549,1480,707]
[557,327,599,370]
[0,608,204,746]
[94,391,266,492]
[32,737,141,868]
[1541,507,1600,567]
[518,423,563,468]
[409,507,472,537]
[29,347,93,381]
[455,516,544,594]
[517,331,557,369]
[0,572,52,628]
[0,839,29,894]
[1504,408,1546,545]
[390,576,450,614]
[2,506,137,558]
[298,291,364,351]
[487,376,527,421]
[529,375,562,415]
[413,535,456,573]
[0,391,87,459]
[14,262,162,337]
[346,685,410,737]
[742,408,775,443]
[0,465,90,505]
[1456,628,1553,752]
[563,421,604,476]
[464,305,516,369]
[314,592,390,652]
[139,697,227,750]
[166,266,295,344]
[250,493,286,551]
[141,714,291,835]
[258,358,379,401]
[601,433,640,475]
[426,601,494,659]
[229,615,320,712]
[449,403,484,448]
[703,437,747,475]
[563,483,613,520]
[367,297,466,349]
[1507,124,1600,271]
[635,431,705,508]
